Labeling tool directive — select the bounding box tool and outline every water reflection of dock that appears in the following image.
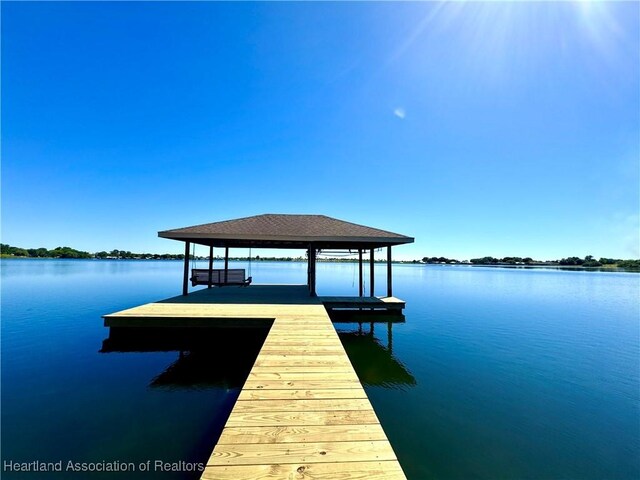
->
[101,327,268,390]
[339,332,416,389]
[104,285,409,479]
[101,326,415,391]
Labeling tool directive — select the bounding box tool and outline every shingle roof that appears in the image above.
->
[158,214,414,248]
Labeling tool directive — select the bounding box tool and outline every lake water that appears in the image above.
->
[2,259,639,479]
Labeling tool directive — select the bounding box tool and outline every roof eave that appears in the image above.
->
[158,231,414,246]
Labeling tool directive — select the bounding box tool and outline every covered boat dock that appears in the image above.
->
[104,214,414,479]
[157,213,414,298]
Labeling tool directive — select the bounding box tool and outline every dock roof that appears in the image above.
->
[158,214,414,249]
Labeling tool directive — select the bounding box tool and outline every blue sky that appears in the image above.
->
[2,2,638,260]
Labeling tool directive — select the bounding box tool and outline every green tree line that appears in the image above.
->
[1,244,92,259]
[0,244,187,260]
[423,255,639,269]
[2,243,638,268]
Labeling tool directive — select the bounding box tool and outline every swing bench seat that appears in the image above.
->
[190,269,252,287]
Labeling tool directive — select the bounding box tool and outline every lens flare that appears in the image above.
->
[390,1,632,81]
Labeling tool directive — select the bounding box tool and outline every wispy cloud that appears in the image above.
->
[394,108,406,119]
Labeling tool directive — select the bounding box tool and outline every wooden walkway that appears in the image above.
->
[201,305,406,479]
[104,286,407,479]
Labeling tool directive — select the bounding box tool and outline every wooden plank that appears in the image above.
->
[201,461,406,480]
[258,348,346,355]
[266,329,337,334]
[224,410,380,427]
[208,440,396,466]
[254,359,353,368]
[256,354,350,361]
[105,317,272,328]
[267,324,332,330]
[238,388,367,401]
[106,305,330,319]
[250,364,353,370]
[232,399,372,413]
[250,366,355,373]
[253,361,354,368]
[217,423,387,444]
[248,372,360,381]
[264,334,338,339]
[261,339,341,346]
[242,380,362,390]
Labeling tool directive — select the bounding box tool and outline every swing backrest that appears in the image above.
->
[191,268,248,286]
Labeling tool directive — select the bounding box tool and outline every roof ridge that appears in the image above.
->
[315,214,408,238]
[159,214,262,233]
[158,214,414,246]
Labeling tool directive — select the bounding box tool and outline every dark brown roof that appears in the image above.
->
[158,214,414,249]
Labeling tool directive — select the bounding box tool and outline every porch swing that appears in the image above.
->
[190,246,253,287]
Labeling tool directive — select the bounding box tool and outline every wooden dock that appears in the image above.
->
[103,285,405,328]
[104,286,407,479]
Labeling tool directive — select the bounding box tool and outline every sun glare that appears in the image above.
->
[391,1,629,79]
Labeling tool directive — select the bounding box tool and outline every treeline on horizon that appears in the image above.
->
[0,244,306,261]
[1,244,638,269]
[423,255,640,269]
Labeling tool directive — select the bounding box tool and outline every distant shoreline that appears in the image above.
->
[2,255,638,272]
[2,244,638,270]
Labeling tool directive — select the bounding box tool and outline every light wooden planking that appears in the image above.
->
[242,380,363,390]
[250,367,357,374]
[264,333,340,338]
[250,364,354,370]
[203,311,406,479]
[259,346,346,353]
[253,360,354,368]
[261,340,342,346]
[238,388,368,401]
[224,410,381,427]
[257,350,348,356]
[217,424,388,444]
[248,371,360,381]
[201,460,407,480]
[256,354,353,361]
[208,440,397,465]
[232,399,373,413]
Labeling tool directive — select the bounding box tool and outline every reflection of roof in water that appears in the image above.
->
[339,332,416,389]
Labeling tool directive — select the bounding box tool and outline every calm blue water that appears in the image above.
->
[2,259,639,479]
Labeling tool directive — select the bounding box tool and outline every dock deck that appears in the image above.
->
[103,284,405,328]
[104,285,407,479]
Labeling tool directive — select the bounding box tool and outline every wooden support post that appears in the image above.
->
[307,247,311,291]
[182,241,190,296]
[358,248,363,297]
[224,247,229,284]
[208,246,214,288]
[309,246,317,296]
[369,248,375,297]
[387,245,393,298]
[387,321,393,353]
